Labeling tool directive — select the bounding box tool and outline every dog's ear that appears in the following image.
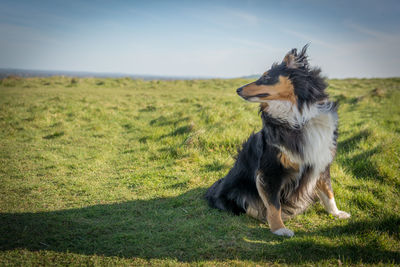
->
[282,49,298,68]
[282,44,309,69]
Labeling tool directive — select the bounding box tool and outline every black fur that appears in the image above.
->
[205,120,309,217]
[206,132,263,215]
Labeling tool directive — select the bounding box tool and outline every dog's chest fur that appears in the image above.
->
[276,111,338,217]
[278,110,337,173]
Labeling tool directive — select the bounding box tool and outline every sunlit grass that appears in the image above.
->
[0,76,399,266]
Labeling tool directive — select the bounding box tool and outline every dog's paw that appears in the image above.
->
[272,228,294,237]
[333,210,351,219]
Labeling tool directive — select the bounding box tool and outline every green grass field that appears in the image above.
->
[0,76,399,266]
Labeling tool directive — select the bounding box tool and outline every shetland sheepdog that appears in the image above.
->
[205,45,350,237]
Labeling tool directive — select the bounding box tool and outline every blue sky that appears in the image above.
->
[1,0,399,78]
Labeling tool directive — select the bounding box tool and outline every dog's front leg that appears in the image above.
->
[256,173,294,237]
[317,167,351,219]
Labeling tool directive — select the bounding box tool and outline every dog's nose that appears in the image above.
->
[236,87,243,94]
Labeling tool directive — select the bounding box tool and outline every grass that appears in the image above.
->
[0,76,399,266]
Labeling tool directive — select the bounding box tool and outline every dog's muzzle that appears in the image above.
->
[236,87,243,96]
[236,86,270,100]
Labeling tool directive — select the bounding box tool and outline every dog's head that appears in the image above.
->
[236,45,327,110]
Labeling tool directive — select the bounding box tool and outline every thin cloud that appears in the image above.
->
[345,21,398,40]
[229,37,285,52]
[221,8,263,25]
[181,6,266,30]
[282,29,336,49]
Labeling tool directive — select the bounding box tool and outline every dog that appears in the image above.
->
[205,45,350,237]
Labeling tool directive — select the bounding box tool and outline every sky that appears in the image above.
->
[1,0,400,78]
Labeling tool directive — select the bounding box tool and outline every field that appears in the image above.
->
[0,76,399,266]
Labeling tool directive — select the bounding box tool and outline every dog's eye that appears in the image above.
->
[263,75,271,82]
[257,74,273,85]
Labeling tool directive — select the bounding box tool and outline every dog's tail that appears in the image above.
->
[205,178,246,215]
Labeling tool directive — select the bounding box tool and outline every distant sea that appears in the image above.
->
[0,68,255,80]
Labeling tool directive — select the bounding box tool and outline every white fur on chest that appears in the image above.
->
[265,100,338,216]
[278,113,336,173]
[279,111,337,214]
[268,101,337,172]
[301,112,336,171]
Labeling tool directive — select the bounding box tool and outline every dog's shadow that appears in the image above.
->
[1,188,399,264]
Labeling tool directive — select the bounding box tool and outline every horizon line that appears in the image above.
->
[0,67,398,80]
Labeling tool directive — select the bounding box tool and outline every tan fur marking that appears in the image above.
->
[283,53,295,65]
[246,198,267,222]
[266,204,285,232]
[331,147,337,157]
[278,152,299,170]
[283,53,299,69]
[241,76,297,104]
[246,205,267,222]
[256,174,285,231]
[246,206,259,219]
[260,102,269,111]
[317,179,334,199]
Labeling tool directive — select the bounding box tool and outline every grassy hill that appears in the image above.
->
[0,76,399,266]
